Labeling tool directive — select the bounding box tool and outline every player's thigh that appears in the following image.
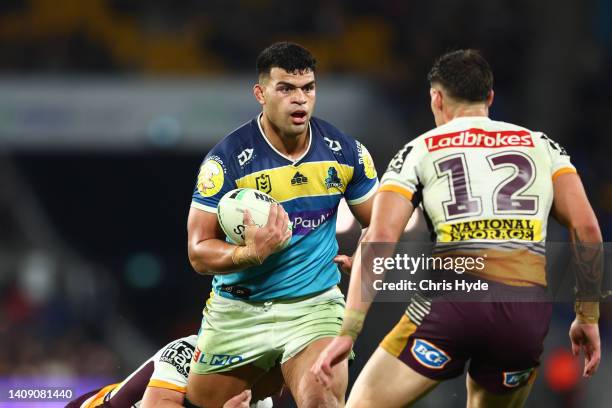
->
[252,365,284,401]
[282,337,348,407]
[347,347,438,408]
[186,364,264,408]
[466,373,533,408]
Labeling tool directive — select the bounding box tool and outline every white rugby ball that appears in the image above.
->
[217,188,291,246]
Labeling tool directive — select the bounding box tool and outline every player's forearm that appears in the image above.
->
[569,221,604,323]
[188,239,244,275]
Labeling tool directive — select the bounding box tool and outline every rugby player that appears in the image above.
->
[312,49,603,407]
[186,42,378,407]
[66,335,278,407]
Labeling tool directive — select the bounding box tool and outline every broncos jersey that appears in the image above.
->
[191,114,378,300]
[380,116,576,286]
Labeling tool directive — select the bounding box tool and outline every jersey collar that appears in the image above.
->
[256,113,312,165]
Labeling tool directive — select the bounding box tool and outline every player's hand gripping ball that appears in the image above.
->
[217,188,292,248]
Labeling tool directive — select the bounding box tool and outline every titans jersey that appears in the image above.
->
[380,116,575,286]
[191,115,378,300]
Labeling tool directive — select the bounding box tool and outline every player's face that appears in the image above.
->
[255,67,316,138]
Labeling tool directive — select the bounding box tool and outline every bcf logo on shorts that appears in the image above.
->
[503,368,533,388]
[411,339,451,369]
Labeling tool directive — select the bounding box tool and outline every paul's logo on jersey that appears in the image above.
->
[411,339,451,369]
[291,171,309,186]
[324,137,342,152]
[256,173,272,193]
[325,167,343,189]
[237,148,254,166]
[503,368,533,388]
[290,208,336,235]
[197,158,224,197]
[426,129,534,152]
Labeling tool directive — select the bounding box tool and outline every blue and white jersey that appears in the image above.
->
[191,115,378,300]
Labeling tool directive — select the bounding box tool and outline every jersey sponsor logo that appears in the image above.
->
[325,167,344,189]
[386,144,412,174]
[503,368,533,388]
[411,339,451,369]
[160,340,194,377]
[194,349,244,366]
[255,173,272,193]
[357,142,377,179]
[290,208,336,235]
[197,158,224,197]
[540,134,568,156]
[324,137,342,152]
[425,129,534,152]
[237,148,254,166]
[439,219,543,242]
[291,171,309,186]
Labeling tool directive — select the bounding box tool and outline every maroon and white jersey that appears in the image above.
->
[380,116,576,286]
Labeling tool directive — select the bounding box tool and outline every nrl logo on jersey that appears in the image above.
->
[256,173,272,193]
[324,137,342,152]
[237,148,254,166]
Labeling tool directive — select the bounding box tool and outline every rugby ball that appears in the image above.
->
[217,188,291,246]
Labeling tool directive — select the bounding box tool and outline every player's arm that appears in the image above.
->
[188,205,291,275]
[140,386,184,408]
[334,196,375,274]
[312,190,413,387]
[552,172,603,377]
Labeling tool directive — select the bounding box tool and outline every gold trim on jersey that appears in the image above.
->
[235,161,353,202]
[438,219,543,242]
[83,383,118,408]
[147,379,186,393]
[380,314,418,357]
[379,184,414,201]
[552,166,577,181]
[435,248,546,287]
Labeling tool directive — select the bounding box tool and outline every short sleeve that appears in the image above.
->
[191,147,237,213]
[380,140,423,205]
[539,133,577,181]
[147,338,195,394]
[344,141,379,205]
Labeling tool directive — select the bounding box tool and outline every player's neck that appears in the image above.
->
[447,104,489,122]
[260,115,309,160]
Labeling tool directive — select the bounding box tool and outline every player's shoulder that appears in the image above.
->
[208,118,259,158]
[311,116,360,149]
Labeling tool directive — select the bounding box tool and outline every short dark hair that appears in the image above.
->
[256,42,316,78]
[427,49,493,103]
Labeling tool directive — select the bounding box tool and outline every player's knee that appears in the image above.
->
[299,391,340,408]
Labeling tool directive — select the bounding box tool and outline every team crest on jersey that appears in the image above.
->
[503,368,533,388]
[387,144,412,174]
[357,142,377,179]
[237,148,254,166]
[197,158,224,197]
[325,167,344,189]
[411,339,451,369]
[256,173,272,193]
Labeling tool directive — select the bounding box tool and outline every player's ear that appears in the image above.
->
[430,87,442,112]
[253,84,265,106]
[486,89,494,108]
